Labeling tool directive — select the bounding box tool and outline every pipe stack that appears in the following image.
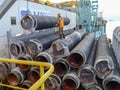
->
[5,21,120,90]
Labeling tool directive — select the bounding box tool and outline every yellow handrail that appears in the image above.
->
[0,58,54,90]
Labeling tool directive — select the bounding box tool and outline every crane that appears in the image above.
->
[76,0,106,38]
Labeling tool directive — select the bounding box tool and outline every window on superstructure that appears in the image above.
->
[11,17,16,25]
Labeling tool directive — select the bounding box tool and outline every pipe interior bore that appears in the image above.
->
[105,81,120,90]
[54,62,67,76]
[36,56,48,62]
[28,70,40,83]
[68,53,84,68]
[26,42,40,56]
[21,15,34,30]
[96,60,112,76]
[10,44,20,56]
[62,79,77,90]
[18,57,30,71]
[8,73,19,85]
[80,69,94,83]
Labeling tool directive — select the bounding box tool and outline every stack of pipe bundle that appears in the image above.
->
[112,26,120,66]
[94,35,114,79]
[21,14,70,31]
[50,30,87,59]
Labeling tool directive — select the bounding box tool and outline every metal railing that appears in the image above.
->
[0,58,54,90]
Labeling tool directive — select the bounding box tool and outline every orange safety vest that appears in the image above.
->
[58,17,64,28]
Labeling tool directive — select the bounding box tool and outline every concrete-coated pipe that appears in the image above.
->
[50,30,87,58]
[7,67,24,85]
[62,71,80,90]
[45,74,61,90]
[102,46,120,90]
[25,39,43,58]
[27,67,40,83]
[35,52,53,64]
[0,63,11,80]
[67,33,95,68]
[16,29,56,43]
[54,59,70,77]
[17,54,33,71]
[21,14,70,31]
[78,64,96,88]
[26,29,74,58]
[21,80,33,89]
[112,26,120,66]
[10,41,26,57]
[94,35,114,79]
[78,40,97,87]
[85,85,102,90]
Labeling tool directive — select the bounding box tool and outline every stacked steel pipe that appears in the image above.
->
[9,29,56,57]
[103,46,120,90]
[94,35,114,79]
[62,70,80,90]
[25,29,74,58]
[67,33,95,68]
[50,30,87,58]
[78,40,97,88]
[21,14,70,31]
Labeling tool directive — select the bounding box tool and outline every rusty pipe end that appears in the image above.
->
[26,39,43,57]
[68,51,86,68]
[54,59,70,77]
[21,80,33,89]
[62,73,80,90]
[95,59,114,79]
[10,41,25,57]
[7,68,24,86]
[28,67,40,83]
[78,65,96,84]
[21,14,37,30]
[0,63,11,80]
[45,74,61,90]
[103,76,120,90]
[35,52,53,64]
[18,55,33,71]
